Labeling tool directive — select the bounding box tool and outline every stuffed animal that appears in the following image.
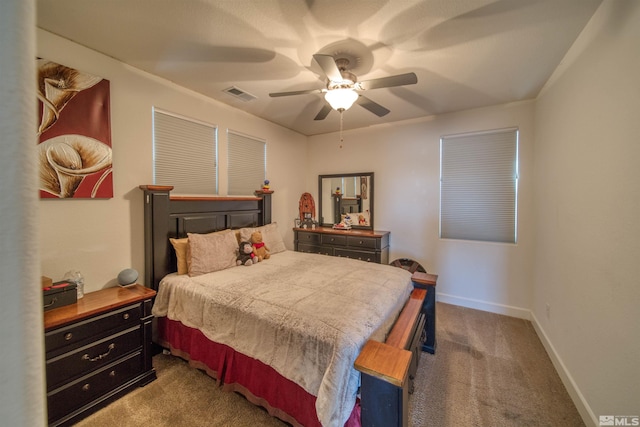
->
[237,241,256,266]
[250,231,270,261]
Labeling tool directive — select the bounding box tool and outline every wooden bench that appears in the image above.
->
[355,288,426,427]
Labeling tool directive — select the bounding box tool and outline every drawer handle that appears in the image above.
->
[109,370,116,378]
[43,297,57,308]
[359,240,363,244]
[123,313,130,320]
[82,343,116,362]
[82,383,90,392]
[64,332,73,341]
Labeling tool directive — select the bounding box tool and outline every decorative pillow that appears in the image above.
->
[239,222,286,254]
[187,229,239,277]
[169,237,189,275]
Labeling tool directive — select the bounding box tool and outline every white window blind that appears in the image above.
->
[153,109,218,194]
[440,128,518,243]
[227,130,266,196]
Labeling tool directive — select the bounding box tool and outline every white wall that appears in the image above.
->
[532,0,640,423]
[37,29,307,293]
[307,101,536,318]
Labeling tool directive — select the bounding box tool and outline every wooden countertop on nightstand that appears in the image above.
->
[44,284,156,331]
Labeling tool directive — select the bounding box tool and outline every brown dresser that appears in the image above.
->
[293,226,390,264]
[44,284,156,426]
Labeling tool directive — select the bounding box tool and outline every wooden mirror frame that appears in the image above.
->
[318,172,374,230]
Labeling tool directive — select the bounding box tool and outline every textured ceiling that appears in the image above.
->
[37,0,603,136]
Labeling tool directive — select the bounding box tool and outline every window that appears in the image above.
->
[440,128,518,243]
[153,108,218,194]
[227,130,266,196]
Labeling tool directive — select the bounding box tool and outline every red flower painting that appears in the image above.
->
[36,59,113,199]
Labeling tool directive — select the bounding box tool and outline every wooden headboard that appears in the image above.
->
[139,185,273,291]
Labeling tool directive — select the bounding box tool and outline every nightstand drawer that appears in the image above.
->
[346,235,378,249]
[47,351,143,424]
[46,326,141,390]
[45,304,141,355]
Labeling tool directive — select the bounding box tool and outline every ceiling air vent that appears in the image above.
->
[223,86,257,102]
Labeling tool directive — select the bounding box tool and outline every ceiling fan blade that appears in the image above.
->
[314,104,332,121]
[356,95,390,117]
[313,54,342,82]
[269,88,321,97]
[357,72,418,90]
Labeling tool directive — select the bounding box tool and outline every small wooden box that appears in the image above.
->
[41,276,53,289]
[43,281,77,311]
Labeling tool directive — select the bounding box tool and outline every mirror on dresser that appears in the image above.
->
[318,172,374,230]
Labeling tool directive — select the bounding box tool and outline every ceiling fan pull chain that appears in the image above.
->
[339,111,344,149]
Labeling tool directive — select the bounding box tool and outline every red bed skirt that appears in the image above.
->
[157,317,361,427]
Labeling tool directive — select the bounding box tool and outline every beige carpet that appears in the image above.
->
[75,302,584,426]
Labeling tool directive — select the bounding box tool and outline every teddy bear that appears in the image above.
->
[250,231,270,261]
[236,241,256,266]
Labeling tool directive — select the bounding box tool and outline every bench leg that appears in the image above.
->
[422,285,436,354]
[360,373,408,427]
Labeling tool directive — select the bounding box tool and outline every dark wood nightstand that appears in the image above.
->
[44,284,157,426]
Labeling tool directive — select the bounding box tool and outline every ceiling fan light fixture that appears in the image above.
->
[324,88,358,111]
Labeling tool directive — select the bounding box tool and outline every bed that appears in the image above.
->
[139,185,422,427]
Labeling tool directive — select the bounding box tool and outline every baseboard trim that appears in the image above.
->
[530,313,597,427]
[436,292,531,319]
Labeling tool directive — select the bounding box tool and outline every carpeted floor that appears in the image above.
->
[408,303,584,427]
[75,302,584,426]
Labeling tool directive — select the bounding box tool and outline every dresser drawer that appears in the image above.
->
[346,235,379,250]
[297,243,325,255]
[46,326,141,390]
[334,248,379,263]
[46,303,141,355]
[322,234,348,246]
[297,231,321,245]
[47,351,143,424]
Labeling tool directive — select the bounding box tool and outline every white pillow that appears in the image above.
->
[239,222,286,254]
[187,229,238,276]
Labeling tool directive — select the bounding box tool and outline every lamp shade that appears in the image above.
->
[324,89,358,111]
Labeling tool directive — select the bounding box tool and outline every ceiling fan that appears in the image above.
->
[269,54,418,121]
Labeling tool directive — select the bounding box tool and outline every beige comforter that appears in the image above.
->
[152,250,413,426]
